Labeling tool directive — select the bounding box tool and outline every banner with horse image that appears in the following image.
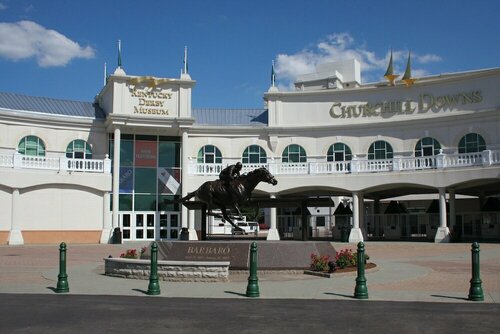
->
[158,168,181,194]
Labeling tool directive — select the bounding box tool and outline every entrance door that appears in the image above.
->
[158,212,180,240]
[121,212,155,241]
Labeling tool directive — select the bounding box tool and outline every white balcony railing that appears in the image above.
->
[188,149,500,176]
[0,152,111,174]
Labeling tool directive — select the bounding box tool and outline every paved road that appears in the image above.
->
[1,294,498,334]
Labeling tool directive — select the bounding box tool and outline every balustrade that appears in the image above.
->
[0,152,110,174]
[188,149,500,176]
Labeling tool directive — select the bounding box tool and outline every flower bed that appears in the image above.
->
[307,248,374,277]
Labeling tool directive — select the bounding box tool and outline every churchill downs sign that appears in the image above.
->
[329,90,482,119]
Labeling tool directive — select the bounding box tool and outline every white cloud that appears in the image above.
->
[416,53,442,64]
[274,32,442,87]
[0,20,95,67]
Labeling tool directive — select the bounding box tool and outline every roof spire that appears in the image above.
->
[402,51,416,87]
[118,40,122,68]
[180,46,191,80]
[113,40,126,75]
[384,49,399,85]
[271,60,276,87]
[103,62,107,86]
[183,46,188,74]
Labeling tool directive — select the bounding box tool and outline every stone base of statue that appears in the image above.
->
[141,240,336,270]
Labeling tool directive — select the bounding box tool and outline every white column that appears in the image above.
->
[100,192,112,243]
[267,194,280,240]
[359,192,365,238]
[112,127,121,230]
[8,188,24,245]
[188,209,198,240]
[449,189,456,231]
[181,130,189,230]
[435,188,450,243]
[349,191,364,243]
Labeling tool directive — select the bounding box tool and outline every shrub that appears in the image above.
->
[310,253,330,272]
[336,249,370,268]
[335,249,355,269]
[120,249,138,259]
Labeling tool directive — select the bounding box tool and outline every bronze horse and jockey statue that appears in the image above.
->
[179,163,278,231]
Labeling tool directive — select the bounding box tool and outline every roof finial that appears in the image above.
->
[402,51,416,87]
[117,40,122,68]
[103,62,107,86]
[113,40,126,75]
[384,49,399,85]
[183,46,188,74]
[271,60,276,87]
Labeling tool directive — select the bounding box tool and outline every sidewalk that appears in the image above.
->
[1,241,499,303]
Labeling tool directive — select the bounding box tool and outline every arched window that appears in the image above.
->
[66,139,92,159]
[242,145,267,164]
[197,145,222,163]
[18,135,45,156]
[327,143,352,162]
[282,144,307,163]
[415,137,441,157]
[368,140,393,160]
[458,133,486,153]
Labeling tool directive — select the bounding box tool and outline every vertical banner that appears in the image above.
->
[135,141,157,167]
[158,168,181,195]
[119,167,134,193]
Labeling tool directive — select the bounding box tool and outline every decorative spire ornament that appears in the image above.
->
[384,49,399,85]
[103,62,107,86]
[402,51,416,87]
[117,40,122,68]
[183,46,188,74]
[271,60,276,87]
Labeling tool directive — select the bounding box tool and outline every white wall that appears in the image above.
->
[18,186,104,230]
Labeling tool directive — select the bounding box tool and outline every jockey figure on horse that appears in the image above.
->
[219,162,243,188]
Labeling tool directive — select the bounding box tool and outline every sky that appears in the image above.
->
[0,0,499,109]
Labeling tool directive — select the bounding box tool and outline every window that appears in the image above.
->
[458,133,486,153]
[242,145,267,164]
[18,136,45,156]
[282,144,307,163]
[66,139,92,159]
[327,143,352,161]
[368,141,393,160]
[197,145,222,163]
[415,137,441,157]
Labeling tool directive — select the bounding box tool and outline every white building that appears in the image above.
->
[1,54,499,245]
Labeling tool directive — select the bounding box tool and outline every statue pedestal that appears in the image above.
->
[146,240,336,270]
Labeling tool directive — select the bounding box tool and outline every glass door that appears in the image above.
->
[158,212,180,240]
[121,212,155,241]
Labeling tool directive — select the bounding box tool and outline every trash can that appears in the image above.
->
[112,227,122,244]
[180,227,189,240]
[340,226,348,243]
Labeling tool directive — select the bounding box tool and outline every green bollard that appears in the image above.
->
[55,242,69,293]
[354,241,368,299]
[147,242,161,295]
[468,242,484,301]
[246,242,260,297]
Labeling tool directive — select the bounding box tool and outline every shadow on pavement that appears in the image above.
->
[224,290,247,297]
[132,288,149,295]
[431,294,469,301]
[324,292,357,299]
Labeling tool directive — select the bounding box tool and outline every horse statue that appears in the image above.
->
[178,167,278,230]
